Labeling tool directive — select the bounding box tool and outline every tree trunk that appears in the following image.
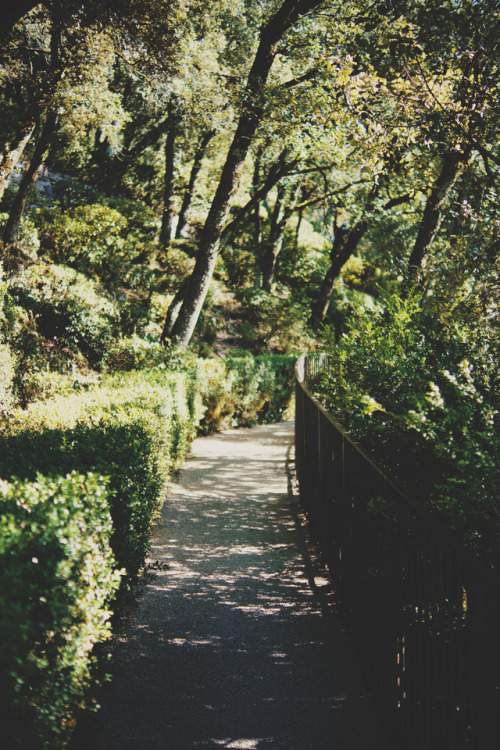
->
[293,206,304,257]
[221,148,293,246]
[308,221,367,330]
[165,0,322,347]
[3,111,58,247]
[175,129,215,239]
[159,98,179,247]
[160,279,189,343]
[0,122,36,203]
[252,149,263,287]
[405,149,470,290]
[261,183,287,291]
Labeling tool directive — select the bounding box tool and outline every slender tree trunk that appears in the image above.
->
[293,206,304,256]
[221,149,293,246]
[3,111,58,246]
[165,0,323,347]
[308,221,367,330]
[159,98,179,247]
[0,122,36,203]
[252,149,263,287]
[160,279,189,343]
[175,129,215,239]
[261,183,287,291]
[405,149,470,290]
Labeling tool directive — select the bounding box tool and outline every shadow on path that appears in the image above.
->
[71,421,385,750]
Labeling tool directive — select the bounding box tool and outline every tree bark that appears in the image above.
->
[3,111,58,247]
[405,149,470,290]
[175,129,215,239]
[260,183,287,291]
[160,278,189,343]
[159,98,179,247]
[308,221,367,330]
[165,0,323,347]
[0,122,36,203]
[252,149,263,287]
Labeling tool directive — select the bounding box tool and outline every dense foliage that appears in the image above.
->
[316,298,500,562]
[0,472,121,749]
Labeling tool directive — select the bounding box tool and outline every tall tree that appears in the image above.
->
[166,0,324,346]
[159,96,180,247]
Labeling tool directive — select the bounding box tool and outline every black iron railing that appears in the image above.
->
[295,353,500,750]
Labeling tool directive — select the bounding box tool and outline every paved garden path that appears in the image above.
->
[71,421,385,750]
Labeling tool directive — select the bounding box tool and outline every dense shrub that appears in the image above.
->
[316,294,500,561]
[0,342,15,414]
[0,472,121,749]
[235,287,316,354]
[0,370,202,590]
[8,263,120,364]
[35,200,158,288]
[103,335,168,372]
[198,352,295,431]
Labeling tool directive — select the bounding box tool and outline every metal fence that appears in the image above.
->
[295,353,500,749]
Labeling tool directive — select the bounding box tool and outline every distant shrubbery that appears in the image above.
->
[199,351,295,430]
[235,287,315,354]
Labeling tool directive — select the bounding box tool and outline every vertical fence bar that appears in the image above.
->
[294,355,500,750]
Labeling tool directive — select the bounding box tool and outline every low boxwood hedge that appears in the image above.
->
[0,352,295,748]
[0,472,121,749]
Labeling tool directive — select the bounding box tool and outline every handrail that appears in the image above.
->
[295,354,496,566]
[294,353,500,750]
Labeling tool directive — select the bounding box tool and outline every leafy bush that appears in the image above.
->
[8,263,120,365]
[103,335,168,372]
[0,342,15,415]
[316,293,500,561]
[36,200,158,287]
[235,287,316,353]
[51,177,100,208]
[198,352,295,431]
[0,369,202,591]
[0,472,121,749]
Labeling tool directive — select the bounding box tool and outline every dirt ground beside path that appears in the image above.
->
[70,421,386,750]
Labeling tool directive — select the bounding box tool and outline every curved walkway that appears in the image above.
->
[71,421,385,750]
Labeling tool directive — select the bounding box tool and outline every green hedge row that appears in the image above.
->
[0,472,121,749]
[0,353,295,748]
[0,369,202,749]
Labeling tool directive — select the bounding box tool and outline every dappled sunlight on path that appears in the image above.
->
[71,421,385,750]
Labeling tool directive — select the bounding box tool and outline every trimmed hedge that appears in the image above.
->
[0,370,203,588]
[0,472,121,749]
[0,352,295,748]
